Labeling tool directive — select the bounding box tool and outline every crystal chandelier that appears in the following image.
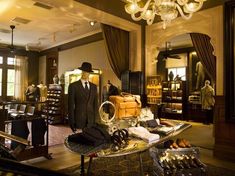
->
[125,0,206,29]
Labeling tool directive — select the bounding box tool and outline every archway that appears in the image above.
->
[153,33,215,150]
[145,5,223,96]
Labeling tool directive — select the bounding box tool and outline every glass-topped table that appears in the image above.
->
[64,121,192,176]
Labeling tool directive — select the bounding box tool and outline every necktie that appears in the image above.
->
[85,82,89,92]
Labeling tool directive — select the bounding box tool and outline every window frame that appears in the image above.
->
[0,53,15,101]
[167,67,186,81]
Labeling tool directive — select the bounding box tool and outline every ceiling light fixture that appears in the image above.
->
[124,0,206,29]
[89,21,96,26]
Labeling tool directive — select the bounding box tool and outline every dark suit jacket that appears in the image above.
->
[68,80,98,129]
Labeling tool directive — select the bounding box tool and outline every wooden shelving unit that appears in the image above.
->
[161,81,187,120]
[42,84,64,124]
[146,75,162,105]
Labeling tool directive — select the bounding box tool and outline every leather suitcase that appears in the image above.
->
[109,95,141,119]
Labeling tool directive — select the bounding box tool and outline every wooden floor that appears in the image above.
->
[22,144,83,171]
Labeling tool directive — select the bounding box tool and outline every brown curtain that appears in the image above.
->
[14,55,28,101]
[190,33,216,83]
[101,24,129,79]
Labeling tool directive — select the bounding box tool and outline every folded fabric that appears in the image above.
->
[68,133,103,147]
[68,125,111,147]
[128,126,160,144]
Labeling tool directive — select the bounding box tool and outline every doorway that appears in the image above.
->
[156,33,215,149]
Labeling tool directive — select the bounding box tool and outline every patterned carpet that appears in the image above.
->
[171,122,214,150]
[48,124,71,146]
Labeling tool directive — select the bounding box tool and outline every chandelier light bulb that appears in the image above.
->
[125,3,139,14]
[124,0,206,28]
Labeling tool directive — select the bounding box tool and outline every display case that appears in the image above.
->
[146,75,162,105]
[64,68,102,104]
[161,81,186,119]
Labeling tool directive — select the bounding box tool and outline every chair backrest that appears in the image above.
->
[18,105,27,113]
[9,104,18,110]
[8,104,19,113]
[26,106,35,116]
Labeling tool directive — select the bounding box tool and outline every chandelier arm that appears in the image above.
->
[176,0,189,6]
[146,15,155,25]
[176,4,193,20]
[184,2,204,13]
[131,13,144,21]
[130,0,153,21]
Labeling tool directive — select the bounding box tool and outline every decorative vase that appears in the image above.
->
[53,74,59,84]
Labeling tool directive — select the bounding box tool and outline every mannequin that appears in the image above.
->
[68,62,98,132]
[25,84,40,101]
[37,81,47,102]
[102,80,119,102]
[195,61,205,90]
[201,80,215,124]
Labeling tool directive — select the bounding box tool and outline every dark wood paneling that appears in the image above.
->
[46,51,58,85]
[224,1,235,122]
[28,52,40,85]
[214,96,235,162]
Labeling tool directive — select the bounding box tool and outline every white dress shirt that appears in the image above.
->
[81,79,90,89]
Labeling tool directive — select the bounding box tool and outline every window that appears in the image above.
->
[7,57,15,65]
[0,55,15,100]
[7,69,15,96]
[168,67,186,81]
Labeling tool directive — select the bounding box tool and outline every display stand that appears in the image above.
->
[42,84,64,124]
[0,101,51,161]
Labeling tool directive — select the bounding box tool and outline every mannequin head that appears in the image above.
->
[205,80,210,86]
[81,71,90,81]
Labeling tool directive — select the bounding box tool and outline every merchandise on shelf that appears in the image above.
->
[43,84,64,124]
[146,75,162,105]
[161,81,186,119]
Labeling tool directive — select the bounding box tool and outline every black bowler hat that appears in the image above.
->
[78,62,93,72]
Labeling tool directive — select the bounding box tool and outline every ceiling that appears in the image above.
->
[0,0,101,51]
[0,0,221,52]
